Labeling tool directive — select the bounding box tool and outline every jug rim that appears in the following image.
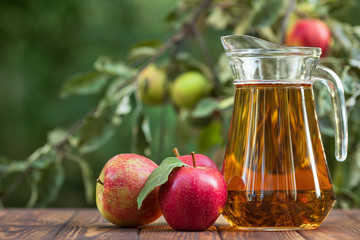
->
[221,35,322,57]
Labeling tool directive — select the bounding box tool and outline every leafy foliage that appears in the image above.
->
[0,0,360,208]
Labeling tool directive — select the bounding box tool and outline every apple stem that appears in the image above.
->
[97,178,104,186]
[173,147,180,157]
[191,152,196,168]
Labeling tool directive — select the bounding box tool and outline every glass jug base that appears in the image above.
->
[222,189,335,230]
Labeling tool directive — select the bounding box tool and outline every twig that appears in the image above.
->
[140,0,213,72]
[280,0,297,45]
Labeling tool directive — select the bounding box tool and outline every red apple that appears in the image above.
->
[286,19,331,56]
[178,154,219,170]
[173,148,219,170]
[159,154,227,230]
[96,154,162,227]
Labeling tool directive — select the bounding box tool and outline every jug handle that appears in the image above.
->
[315,65,348,162]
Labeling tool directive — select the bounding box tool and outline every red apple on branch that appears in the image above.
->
[96,154,162,227]
[159,152,227,230]
[286,19,331,57]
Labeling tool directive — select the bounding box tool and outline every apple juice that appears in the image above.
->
[221,83,335,230]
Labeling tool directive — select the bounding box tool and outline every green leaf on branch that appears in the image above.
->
[341,65,357,94]
[141,116,152,143]
[0,157,28,176]
[66,153,95,204]
[216,54,233,85]
[76,114,117,154]
[47,128,68,147]
[251,0,284,28]
[128,46,157,63]
[218,96,234,110]
[26,154,65,207]
[29,145,57,170]
[206,6,232,30]
[116,94,132,116]
[137,157,189,209]
[94,56,136,77]
[191,98,218,118]
[75,89,135,154]
[61,71,110,98]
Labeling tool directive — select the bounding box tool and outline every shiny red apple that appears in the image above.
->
[286,19,331,56]
[96,154,162,227]
[173,148,219,170]
[159,153,227,230]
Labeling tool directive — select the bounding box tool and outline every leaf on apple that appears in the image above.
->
[137,157,189,209]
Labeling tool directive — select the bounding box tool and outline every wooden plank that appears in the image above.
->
[216,214,306,240]
[139,216,222,240]
[0,209,359,239]
[297,209,360,240]
[53,208,139,240]
[344,209,360,222]
[0,209,75,240]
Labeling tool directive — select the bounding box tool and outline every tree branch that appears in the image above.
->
[140,0,213,72]
[57,0,213,150]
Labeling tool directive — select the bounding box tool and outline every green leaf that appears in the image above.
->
[316,86,332,117]
[94,56,136,77]
[218,96,234,110]
[66,153,95,204]
[61,71,109,98]
[206,7,232,30]
[29,145,57,170]
[77,114,117,154]
[137,157,189,209]
[141,116,152,143]
[116,94,132,115]
[0,158,28,176]
[127,46,157,62]
[47,128,68,146]
[251,0,284,28]
[216,54,233,85]
[341,65,357,94]
[191,98,218,118]
[35,162,65,207]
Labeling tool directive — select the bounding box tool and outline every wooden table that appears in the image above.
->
[0,209,359,239]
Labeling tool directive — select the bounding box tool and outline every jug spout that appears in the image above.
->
[221,35,321,84]
[221,35,284,52]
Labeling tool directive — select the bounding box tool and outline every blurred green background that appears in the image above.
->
[1,0,360,208]
[0,0,176,207]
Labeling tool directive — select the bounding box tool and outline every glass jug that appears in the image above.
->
[220,35,348,230]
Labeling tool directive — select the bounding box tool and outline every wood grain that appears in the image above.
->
[297,210,360,240]
[0,209,75,240]
[140,216,221,240]
[216,214,306,240]
[53,209,138,240]
[0,209,359,240]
